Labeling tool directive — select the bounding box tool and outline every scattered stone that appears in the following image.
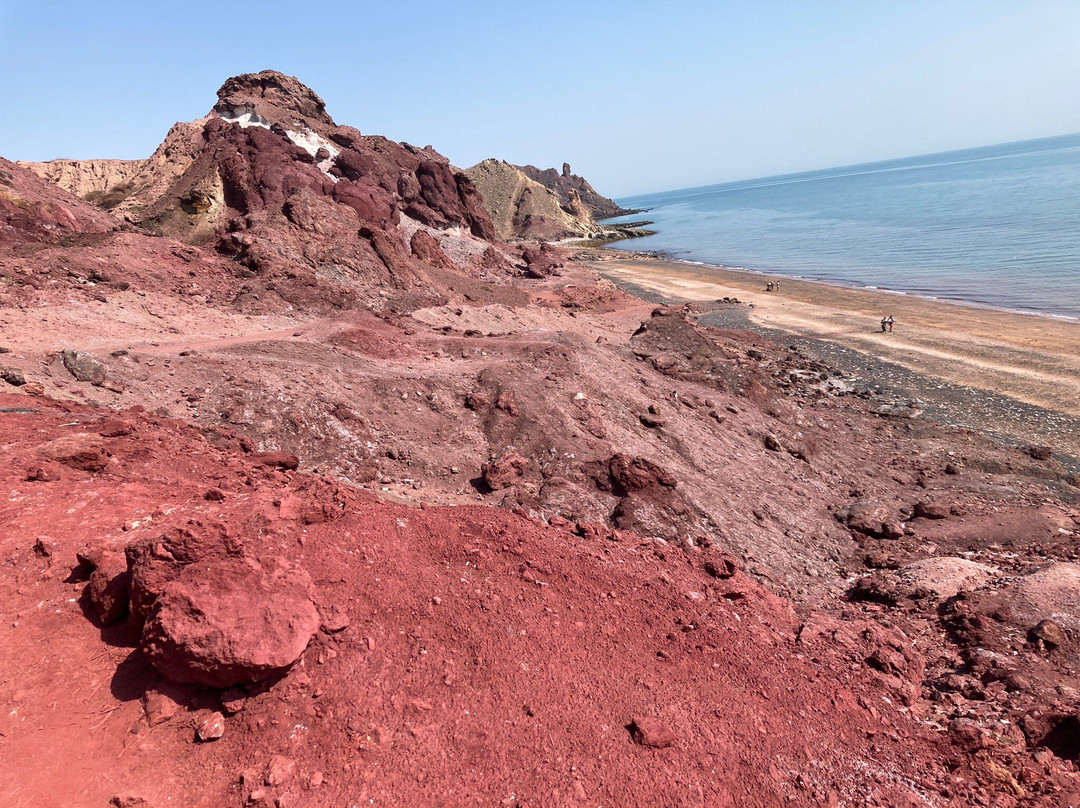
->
[843,498,897,538]
[142,558,319,687]
[196,710,226,741]
[913,500,950,520]
[61,348,107,385]
[24,464,57,482]
[76,545,105,570]
[948,717,990,751]
[703,556,738,579]
[1026,445,1053,461]
[764,434,783,452]
[111,795,150,808]
[1030,619,1067,649]
[495,391,518,415]
[204,487,227,501]
[98,418,134,437]
[33,537,56,557]
[37,433,109,472]
[639,413,665,429]
[628,716,676,748]
[143,690,181,725]
[251,451,300,470]
[308,772,324,788]
[319,606,350,633]
[265,755,296,786]
[481,451,532,491]
[221,686,248,715]
[1,367,26,386]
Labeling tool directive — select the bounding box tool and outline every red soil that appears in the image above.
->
[2,392,1047,808]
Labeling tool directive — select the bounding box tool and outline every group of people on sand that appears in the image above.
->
[765,281,781,292]
[880,315,895,332]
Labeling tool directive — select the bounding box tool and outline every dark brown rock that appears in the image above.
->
[98,418,134,437]
[1,367,26,386]
[481,452,532,491]
[704,556,738,579]
[1030,619,1067,648]
[409,230,453,269]
[845,498,895,537]
[607,454,677,494]
[517,163,630,220]
[142,690,181,725]
[195,710,226,741]
[1026,445,1053,461]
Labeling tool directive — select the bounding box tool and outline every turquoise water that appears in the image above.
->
[607,133,1080,320]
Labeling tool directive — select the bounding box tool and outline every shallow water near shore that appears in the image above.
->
[606,133,1080,319]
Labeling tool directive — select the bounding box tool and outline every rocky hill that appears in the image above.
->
[463,158,651,243]
[461,158,602,241]
[3,71,1080,807]
[519,161,633,219]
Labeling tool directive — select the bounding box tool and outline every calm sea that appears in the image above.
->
[607,133,1080,320]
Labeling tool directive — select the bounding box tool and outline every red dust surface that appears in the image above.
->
[1,393,1075,807]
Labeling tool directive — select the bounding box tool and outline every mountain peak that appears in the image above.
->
[213,70,334,129]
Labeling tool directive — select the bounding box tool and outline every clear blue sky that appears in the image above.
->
[2,1,1079,197]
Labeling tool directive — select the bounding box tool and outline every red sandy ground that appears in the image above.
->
[0,392,1027,808]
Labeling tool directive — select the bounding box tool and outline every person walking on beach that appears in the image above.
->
[880,317,888,333]
[887,315,895,332]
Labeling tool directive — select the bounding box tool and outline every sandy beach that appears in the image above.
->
[589,253,1080,459]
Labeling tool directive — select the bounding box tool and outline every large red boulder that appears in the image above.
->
[126,521,243,625]
[141,558,319,688]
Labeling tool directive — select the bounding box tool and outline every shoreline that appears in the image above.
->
[663,253,1080,324]
[602,245,1080,324]
[583,250,1080,464]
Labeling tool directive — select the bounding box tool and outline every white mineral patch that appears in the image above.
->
[285,128,340,182]
[218,106,271,130]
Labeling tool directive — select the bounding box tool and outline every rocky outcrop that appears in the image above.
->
[21,119,209,221]
[22,70,504,313]
[518,161,632,220]
[0,156,116,244]
[463,159,599,241]
[464,159,652,243]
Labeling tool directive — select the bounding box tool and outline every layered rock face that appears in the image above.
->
[519,161,631,219]
[462,158,604,241]
[1,156,116,243]
[463,159,646,242]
